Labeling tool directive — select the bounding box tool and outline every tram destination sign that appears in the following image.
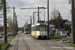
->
[40,24,46,25]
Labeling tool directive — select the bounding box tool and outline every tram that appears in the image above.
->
[24,27,29,34]
[31,22,47,39]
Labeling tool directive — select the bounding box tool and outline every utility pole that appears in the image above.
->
[15,15,17,34]
[71,0,75,44]
[3,0,7,43]
[47,0,49,39]
[30,16,32,33]
[20,7,46,23]
[13,7,18,35]
[33,13,35,25]
[14,12,17,35]
[30,16,31,25]
[38,6,39,22]
[59,12,60,30]
[13,6,16,36]
[44,9,45,21]
[33,11,41,24]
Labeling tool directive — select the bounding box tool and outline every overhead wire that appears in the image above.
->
[19,0,47,23]
[26,0,37,16]
[38,1,47,21]
[18,0,23,27]
[25,0,37,24]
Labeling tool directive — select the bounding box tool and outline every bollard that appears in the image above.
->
[0,44,1,50]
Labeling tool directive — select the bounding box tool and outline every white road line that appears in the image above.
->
[10,38,15,44]
[10,35,17,44]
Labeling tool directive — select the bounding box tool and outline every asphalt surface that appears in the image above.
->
[8,33,75,50]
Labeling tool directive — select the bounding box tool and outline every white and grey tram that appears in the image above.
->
[31,23,47,39]
[24,27,29,34]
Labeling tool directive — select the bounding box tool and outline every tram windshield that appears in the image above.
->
[40,26,46,31]
[25,28,29,31]
[34,25,47,31]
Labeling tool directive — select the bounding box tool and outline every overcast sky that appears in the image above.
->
[6,0,71,27]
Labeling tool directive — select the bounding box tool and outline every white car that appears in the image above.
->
[0,34,2,38]
[1,32,4,35]
[59,31,67,37]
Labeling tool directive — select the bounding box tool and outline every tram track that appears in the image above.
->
[14,34,30,50]
[14,35,19,50]
[21,35,30,50]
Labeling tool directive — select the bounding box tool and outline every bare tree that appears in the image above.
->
[8,17,14,30]
[51,8,60,19]
[68,0,71,14]
[0,0,11,13]
[69,0,71,4]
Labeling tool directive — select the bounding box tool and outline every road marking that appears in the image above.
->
[10,35,18,44]
[10,38,15,44]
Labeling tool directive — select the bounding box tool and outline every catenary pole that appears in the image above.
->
[13,6,15,35]
[3,0,7,43]
[38,6,39,22]
[33,13,34,25]
[72,0,75,44]
[47,0,49,39]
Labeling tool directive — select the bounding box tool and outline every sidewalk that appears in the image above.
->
[8,36,17,50]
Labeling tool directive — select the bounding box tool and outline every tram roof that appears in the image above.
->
[31,23,46,27]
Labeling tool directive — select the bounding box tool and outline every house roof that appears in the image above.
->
[64,21,71,25]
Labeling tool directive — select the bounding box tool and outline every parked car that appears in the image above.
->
[0,34,2,38]
[58,31,67,37]
[1,32,4,35]
[66,32,70,36]
[7,32,12,36]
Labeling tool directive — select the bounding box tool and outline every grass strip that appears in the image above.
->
[49,36,61,42]
[0,43,10,50]
[49,36,60,39]
[7,36,15,39]
[62,39,68,41]
[66,43,75,47]
[51,39,61,42]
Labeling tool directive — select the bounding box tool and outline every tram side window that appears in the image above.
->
[31,27,33,31]
[33,27,35,31]
[34,26,36,31]
[33,26,35,31]
[34,26,37,31]
[33,27,34,31]
[36,26,40,31]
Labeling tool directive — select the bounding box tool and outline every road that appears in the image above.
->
[8,33,75,50]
